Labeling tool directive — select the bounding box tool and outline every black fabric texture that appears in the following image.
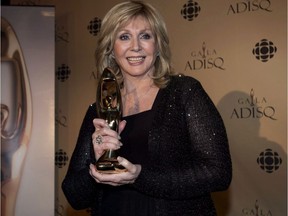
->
[62,75,232,216]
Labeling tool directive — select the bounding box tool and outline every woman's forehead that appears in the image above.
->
[118,15,151,29]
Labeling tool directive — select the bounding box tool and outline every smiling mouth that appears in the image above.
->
[127,57,145,64]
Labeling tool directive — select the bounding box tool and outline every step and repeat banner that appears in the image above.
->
[53,1,287,215]
[1,6,55,216]
[7,0,287,215]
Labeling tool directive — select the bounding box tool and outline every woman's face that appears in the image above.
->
[113,15,157,80]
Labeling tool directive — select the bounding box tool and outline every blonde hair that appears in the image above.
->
[95,1,175,88]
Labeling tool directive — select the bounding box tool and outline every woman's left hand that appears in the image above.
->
[89,156,142,186]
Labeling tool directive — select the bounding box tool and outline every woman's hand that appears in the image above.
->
[89,156,142,186]
[91,118,126,161]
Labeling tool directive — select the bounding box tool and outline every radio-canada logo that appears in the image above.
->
[181,0,201,21]
[257,149,282,173]
[87,17,101,36]
[185,42,225,72]
[56,64,71,82]
[252,39,277,62]
[55,149,69,168]
[231,89,276,120]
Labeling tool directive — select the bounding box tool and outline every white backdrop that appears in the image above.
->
[1,6,55,216]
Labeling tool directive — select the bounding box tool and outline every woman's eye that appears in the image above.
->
[119,34,129,40]
[140,33,151,40]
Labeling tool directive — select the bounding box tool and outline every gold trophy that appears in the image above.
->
[95,68,126,173]
[1,17,33,216]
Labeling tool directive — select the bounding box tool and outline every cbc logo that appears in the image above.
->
[87,17,102,36]
[56,64,71,82]
[181,0,201,21]
[257,149,282,173]
[252,39,277,62]
[55,149,69,168]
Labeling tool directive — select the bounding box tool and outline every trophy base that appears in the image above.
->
[96,160,127,174]
[96,149,127,174]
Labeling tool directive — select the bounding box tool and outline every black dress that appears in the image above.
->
[62,75,232,216]
[100,90,162,216]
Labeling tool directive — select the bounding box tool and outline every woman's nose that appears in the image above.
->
[131,37,141,52]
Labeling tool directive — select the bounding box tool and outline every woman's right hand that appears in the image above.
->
[92,118,126,161]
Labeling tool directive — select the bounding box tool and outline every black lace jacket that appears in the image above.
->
[62,75,232,216]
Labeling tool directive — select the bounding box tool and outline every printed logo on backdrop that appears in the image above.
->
[227,0,272,15]
[181,0,201,21]
[56,24,69,43]
[231,89,276,120]
[257,148,282,173]
[87,17,102,36]
[55,149,69,168]
[55,198,65,216]
[185,42,225,72]
[56,64,71,82]
[56,109,68,127]
[252,39,277,62]
[242,200,272,216]
[90,69,99,80]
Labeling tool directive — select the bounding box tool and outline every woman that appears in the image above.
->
[62,1,232,215]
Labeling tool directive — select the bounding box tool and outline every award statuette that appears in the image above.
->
[95,68,126,173]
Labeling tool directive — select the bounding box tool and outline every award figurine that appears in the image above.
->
[95,67,126,173]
